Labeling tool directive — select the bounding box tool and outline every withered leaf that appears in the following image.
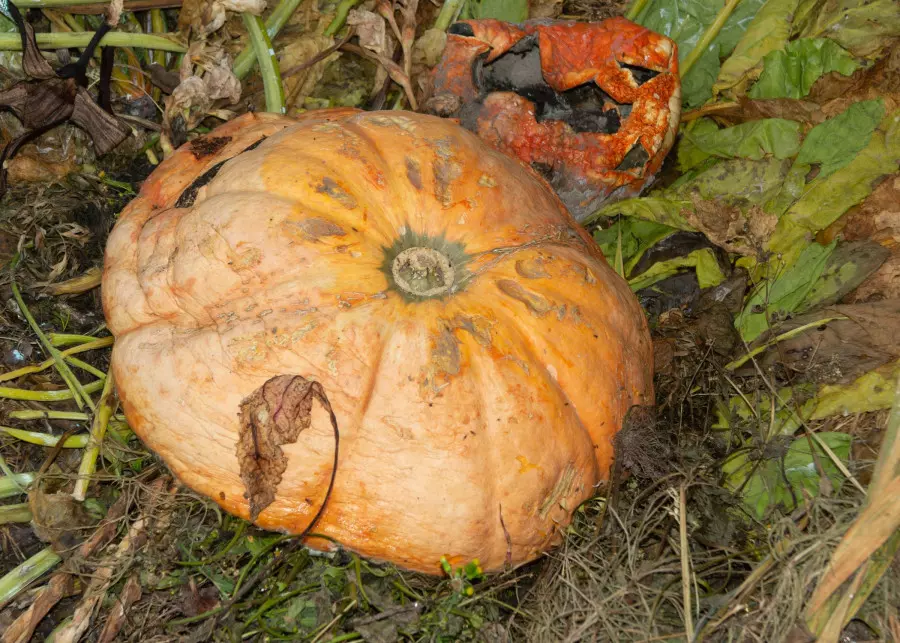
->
[236,375,338,522]
[739,299,900,384]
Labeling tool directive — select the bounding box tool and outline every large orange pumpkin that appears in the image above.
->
[102,108,653,574]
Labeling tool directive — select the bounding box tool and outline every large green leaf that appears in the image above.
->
[723,432,851,519]
[735,239,837,342]
[766,107,900,267]
[748,38,859,99]
[714,0,800,97]
[633,0,767,107]
[795,99,885,178]
[667,157,792,212]
[677,118,802,170]
[795,0,900,58]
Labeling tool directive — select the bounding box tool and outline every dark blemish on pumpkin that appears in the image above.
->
[190,136,232,159]
[406,157,423,190]
[515,258,550,279]
[175,159,228,208]
[316,177,358,209]
[496,279,553,316]
[219,491,226,500]
[241,136,268,153]
[431,329,461,376]
[433,159,462,207]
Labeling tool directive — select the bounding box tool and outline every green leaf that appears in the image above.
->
[463,0,528,21]
[796,240,890,312]
[679,118,802,168]
[795,99,885,178]
[748,38,859,100]
[735,239,837,342]
[667,157,793,211]
[588,196,695,230]
[766,107,900,268]
[795,0,900,58]
[723,432,851,519]
[677,119,721,171]
[593,218,678,268]
[628,248,726,291]
[805,359,900,420]
[714,0,800,97]
[633,0,767,107]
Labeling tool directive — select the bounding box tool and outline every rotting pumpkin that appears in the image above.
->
[101,108,654,575]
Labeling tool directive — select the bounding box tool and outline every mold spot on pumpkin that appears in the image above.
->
[315,177,358,209]
[190,135,232,159]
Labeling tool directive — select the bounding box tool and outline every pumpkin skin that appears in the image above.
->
[102,108,654,574]
[425,17,681,222]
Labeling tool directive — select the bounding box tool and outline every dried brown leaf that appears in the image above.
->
[236,375,337,521]
[97,574,142,643]
[741,299,900,384]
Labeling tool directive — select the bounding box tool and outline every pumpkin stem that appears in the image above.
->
[391,247,455,298]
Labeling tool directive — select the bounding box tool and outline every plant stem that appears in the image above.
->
[72,369,117,501]
[0,473,36,498]
[0,31,186,52]
[11,278,93,411]
[232,0,305,80]
[0,337,113,384]
[0,503,33,524]
[324,0,361,36]
[625,0,651,21]
[1,426,98,448]
[242,13,285,114]
[0,379,104,401]
[49,333,109,347]
[432,0,465,31]
[0,547,62,610]
[680,0,744,77]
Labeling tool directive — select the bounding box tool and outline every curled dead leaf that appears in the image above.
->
[236,375,339,522]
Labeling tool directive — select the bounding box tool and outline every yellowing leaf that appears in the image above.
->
[714,0,800,97]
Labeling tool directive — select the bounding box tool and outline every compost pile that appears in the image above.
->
[1,0,899,641]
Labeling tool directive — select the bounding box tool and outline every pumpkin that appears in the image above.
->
[102,108,654,574]
[425,17,681,222]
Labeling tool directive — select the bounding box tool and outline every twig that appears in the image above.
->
[678,484,694,640]
[280,28,353,79]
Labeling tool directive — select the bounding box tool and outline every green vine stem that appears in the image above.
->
[680,0,744,77]
[241,12,285,113]
[0,547,61,609]
[10,270,93,411]
[433,0,465,31]
[323,0,362,36]
[0,379,104,402]
[0,31,186,52]
[232,0,305,80]
[73,368,117,500]
[625,0,651,22]
[0,473,35,499]
[0,503,33,525]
